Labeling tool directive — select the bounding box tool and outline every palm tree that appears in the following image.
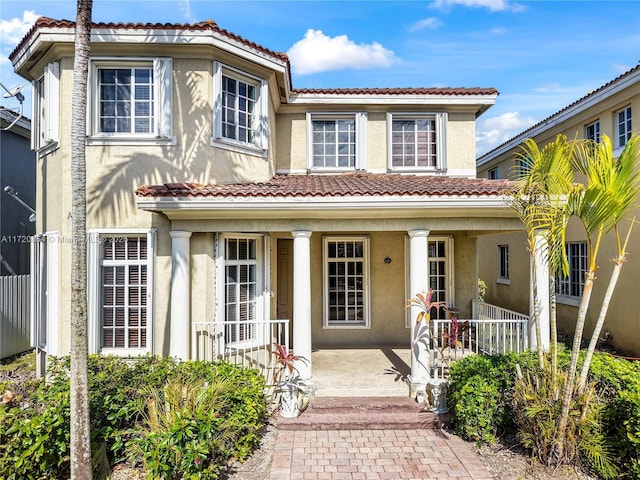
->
[555,134,640,460]
[508,135,575,373]
[69,1,93,478]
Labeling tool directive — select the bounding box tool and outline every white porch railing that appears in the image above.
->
[192,319,289,385]
[0,274,31,359]
[429,301,529,379]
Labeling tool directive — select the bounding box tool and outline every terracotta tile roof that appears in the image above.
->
[292,87,498,96]
[9,17,290,64]
[135,173,514,198]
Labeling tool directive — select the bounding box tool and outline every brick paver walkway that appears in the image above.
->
[269,428,494,480]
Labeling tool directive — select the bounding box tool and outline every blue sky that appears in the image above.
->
[1,0,639,155]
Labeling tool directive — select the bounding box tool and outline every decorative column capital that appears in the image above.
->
[292,230,312,239]
[170,230,192,239]
[408,229,430,238]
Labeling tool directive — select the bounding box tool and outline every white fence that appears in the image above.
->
[0,275,31,359]
[192,319,290,385]
[429,301,529,379]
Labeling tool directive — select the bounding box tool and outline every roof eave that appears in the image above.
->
[137,194,515,220]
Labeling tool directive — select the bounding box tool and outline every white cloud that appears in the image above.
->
[1,11,40,51]
[476,111,536,155]
[409,17,442,32]
[179,0,197,23]
[287,29,396,75]
[430,0,525,13]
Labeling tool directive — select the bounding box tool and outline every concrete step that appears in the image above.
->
[277,396,450,431]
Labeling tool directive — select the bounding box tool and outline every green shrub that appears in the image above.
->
[448,353,533,443]
[512,368,618,478]
[589,353,640,478]
[0,355,268,479]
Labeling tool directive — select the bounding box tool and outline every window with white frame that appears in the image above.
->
[404,236,453,327]
[585,120,600,142]
[556,241,587,298]
[213,62,269,155]
[32,61,60,151]
[387,113,447,171]
[307,113,367,170]
[89,57,172,143]
[615,106,632,149]
[224,237,260,343]
[323,237,370,328]
[99,235,151,352]
[488,167,498,180]
[498,245,509,280]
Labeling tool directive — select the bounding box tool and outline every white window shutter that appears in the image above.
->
[154,57,172,138]
[259,79,269,150]
[436,112,448,171]
[44,61,60,143]
[212,61,223,141]
[356,112,368,170]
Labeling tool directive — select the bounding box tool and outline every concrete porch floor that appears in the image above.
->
[311,347,411,397]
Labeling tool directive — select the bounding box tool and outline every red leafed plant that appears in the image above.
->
[272,343,308,386]
[407,288,448,324]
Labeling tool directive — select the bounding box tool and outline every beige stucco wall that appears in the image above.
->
[476,79,640,354]
[276,110,479,175]
[36,51,279,356]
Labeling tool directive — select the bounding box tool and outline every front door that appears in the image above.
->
[276,239,293,347]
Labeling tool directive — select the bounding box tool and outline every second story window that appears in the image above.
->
[616,106,632,149]
[387,113,447,172]
[89,57,173,144]
[306,112,367,171]
[222,74,257,144]
[213,62,269,156]
[488,167,498,179]
[585,120,600,142]
[98,67,153,134]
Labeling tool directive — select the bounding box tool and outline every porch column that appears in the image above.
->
[170,231,192,360]
[408,229,430,400]
[292,230,314,390]
[530,232,550,350]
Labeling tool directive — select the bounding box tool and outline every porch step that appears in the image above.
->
[277,396,449,431]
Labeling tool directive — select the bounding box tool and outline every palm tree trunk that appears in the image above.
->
[530,241,545,369]
[70,1,93,479]
[549,275,558,384]
[555,273,594,461]
[577,258,624,391]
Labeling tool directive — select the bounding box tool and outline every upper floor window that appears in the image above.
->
[488,167,498,180]
[387,113,447,172]
[33,61,60,152]
[98,67,153,134]
[585,120,600,142]
[89,57,173,145]
[307,112,367,171]
[615,106,632,149]
[213,62,268,156]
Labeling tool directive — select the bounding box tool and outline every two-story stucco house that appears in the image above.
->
[10,17,526,398]
[477,65,640,356]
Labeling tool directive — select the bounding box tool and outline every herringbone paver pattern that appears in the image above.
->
[269,428,494,480]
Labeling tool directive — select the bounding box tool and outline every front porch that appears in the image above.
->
[191,301,531,399]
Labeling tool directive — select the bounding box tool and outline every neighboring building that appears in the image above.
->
[10,17,525,397]
[0,110,35,275]
[477,65,640,355]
